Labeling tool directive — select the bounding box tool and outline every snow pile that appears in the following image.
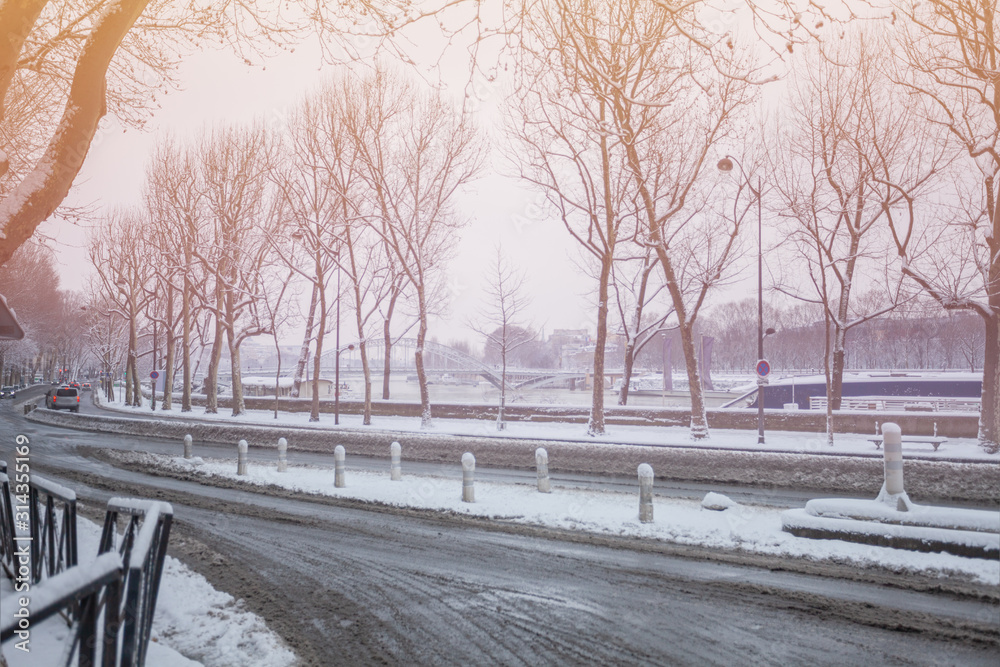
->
[701,492,738,511]
[0,517,296,667]
[114,450,1000,586]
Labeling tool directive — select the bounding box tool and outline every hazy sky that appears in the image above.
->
[50,30,758,350]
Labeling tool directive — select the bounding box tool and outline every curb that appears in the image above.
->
[25,407,1000,504]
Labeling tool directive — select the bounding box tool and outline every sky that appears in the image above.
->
[47,16,764,351]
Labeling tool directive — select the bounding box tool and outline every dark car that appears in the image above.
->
[45,386,81,412]
[0,386,15,399]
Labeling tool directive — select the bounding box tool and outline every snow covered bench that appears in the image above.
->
[867,436,948,451]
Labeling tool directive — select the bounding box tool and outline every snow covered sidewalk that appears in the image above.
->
[96,394,997,462]
[0,516,296,667]
[107,449,1000,588]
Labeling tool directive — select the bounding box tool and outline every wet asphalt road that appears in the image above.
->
[2,390,998,665]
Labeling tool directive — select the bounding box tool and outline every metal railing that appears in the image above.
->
[808,395,981,412]
[0,467,16,579]
[99,498,174,667]
[30,474,78,584]
[0,551,123,663]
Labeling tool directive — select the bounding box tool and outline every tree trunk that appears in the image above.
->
[656,250,709,439]
[830,329,847,411]
[204,284,224,413]
[619,338,636,406]
[162,286,175,411]
[360,340,372,425]
[980,311,999,452]
[677,321,708,439]
[181,266,192,412]
[229,334,244,416]
[382,286,400,400]
[588,258,611,436]
[497,347,507,431]
[414,286,432,428]
[0,0,153,266]
[127,311,139,407]
[292,282,318,399]
[311,283,328,423]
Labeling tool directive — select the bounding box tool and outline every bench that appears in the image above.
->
[867,436,948,451]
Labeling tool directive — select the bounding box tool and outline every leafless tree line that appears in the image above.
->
[86,66,480,428]
[2,0,996,450]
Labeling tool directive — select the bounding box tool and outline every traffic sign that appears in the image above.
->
[755,359,770,378]
[150,370,159,380]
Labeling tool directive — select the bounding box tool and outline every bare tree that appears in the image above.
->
[270,93,350,422]
[514,0,753,439]
[89,208,153,407]
[509,0,644,435]
[196,124,278,416]
[611,248,673,405]
[471,247,535,430]
[881,0,999,451]
[351,67,484,428]
[768,35,945,422]
[143,137,207,412]
[0,0,491,265]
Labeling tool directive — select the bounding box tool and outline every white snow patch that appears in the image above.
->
[126,451,999,586]
[701,492,738,511]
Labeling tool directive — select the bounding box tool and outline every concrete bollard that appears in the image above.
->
[334,445,346,488]
[638,463,654,523]
[237,439,248,476]
[882,422,904,494]
[390,441,402,481]
[183,434,193,460]
[535,448,551,493]
[462,452,475,503]
[277,438,288,472]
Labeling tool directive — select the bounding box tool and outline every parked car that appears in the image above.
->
[0,386,15,399]
[45,386,81,412]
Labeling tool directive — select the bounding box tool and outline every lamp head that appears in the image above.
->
[764,327,777,337]
[717,157,734,173]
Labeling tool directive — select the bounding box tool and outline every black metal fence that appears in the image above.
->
[99,499,173,666]
[0,465,15,579]
[29,474,78,584]
[0,474,173,666]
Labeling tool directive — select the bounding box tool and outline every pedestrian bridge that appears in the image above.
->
[319,338,625,390]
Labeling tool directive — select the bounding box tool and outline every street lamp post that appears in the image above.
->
[718,156,776,444]
[334,343,355,425]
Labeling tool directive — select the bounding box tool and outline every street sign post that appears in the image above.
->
[150,370,159,411]
[755,359,770,382]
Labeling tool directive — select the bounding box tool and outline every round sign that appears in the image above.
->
[150,370,160,380]
[755,359,770,378]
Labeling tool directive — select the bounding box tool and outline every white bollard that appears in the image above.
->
[462,452,476,503]
[535,448,551,493]
[390,441,402,481]
[334,445,346,488]
[237,439,248,476]
[882,422,904,491]
[638,463,654,523]
[183,434,193,460]
[277,437,288,472]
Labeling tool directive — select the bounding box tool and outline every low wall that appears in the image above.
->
[26,408,998,504]
[169,394,980,438]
